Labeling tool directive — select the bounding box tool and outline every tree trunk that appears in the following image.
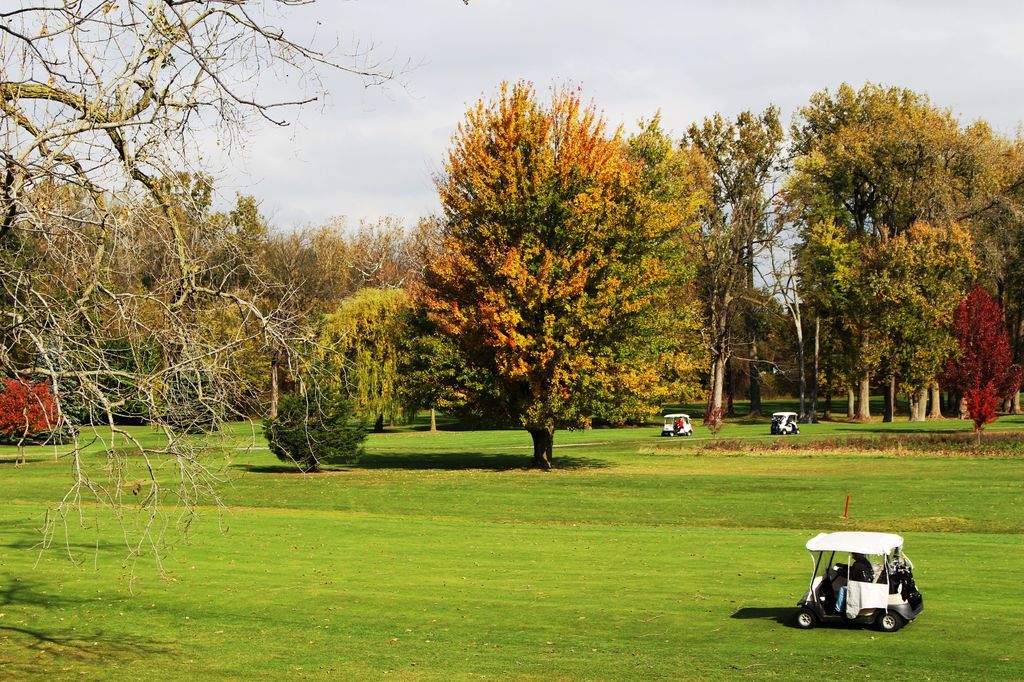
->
[725,357,735,417]
[856,375,871,421]
[745,348,761,417]
[1013,391,1022,415]
[910,388,928,422]
[706,352,726,425]
[928,383,942,419]
[429,407,437,432]
[269,349,280,419]
[748,332,762,418]
[808,316,820,423]
[796,317,807,421]
[528,426,554,470]
[882,381,892,423]
[883,375,895,423]
[745,235,761,418]
[847,387,855,420]
[374,414,385,433]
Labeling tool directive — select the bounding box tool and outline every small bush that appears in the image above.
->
[264,392,366,472]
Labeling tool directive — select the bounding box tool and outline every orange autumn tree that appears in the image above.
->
[422,82,703,469]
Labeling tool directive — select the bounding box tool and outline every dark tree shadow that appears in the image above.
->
[0,575,173,663]
[0,456,47,466]
[231,464,310,474]
[359,451,611,471]
[0,521,102,553]
[731,606,800,627]
[235,451,612,473]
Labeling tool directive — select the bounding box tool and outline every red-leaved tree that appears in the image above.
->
[0,378,61,444]
[943,285,1022,438]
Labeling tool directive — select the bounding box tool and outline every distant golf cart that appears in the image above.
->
[796,532,924,632]
[661,413,693,437]
[770,411,800,435]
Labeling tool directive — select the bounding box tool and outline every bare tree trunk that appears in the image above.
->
[706,352,726,425]
[910,387,928,421]
[528,426,554,470]
[928,383,942,419]
[809,316,820,423]
[796,315,807,421]
[856,375,871,421]
[748,340,762,418]
[847,387,855,420]
[269,349,280,419]
[1012,391,1022,415]
[883,375,895,423]
[745,234,761,418]
[429,407,437,433]
[725,357,736,417]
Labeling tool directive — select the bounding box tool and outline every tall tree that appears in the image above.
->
[685,107,785,423]
[423,82,703,468]
[790,83,984,418]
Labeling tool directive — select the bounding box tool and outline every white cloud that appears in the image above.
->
[205,0,1024,228]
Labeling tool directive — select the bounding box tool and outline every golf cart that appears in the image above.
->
[796,532,924,632]
[771,411,800,435]
[661,413,693,437]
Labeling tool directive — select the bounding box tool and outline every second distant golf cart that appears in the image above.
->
[661,413,693,437]
[770,411,800,435]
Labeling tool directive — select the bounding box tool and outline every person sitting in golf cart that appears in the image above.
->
[770,411,800,435]
[796,531,924,632]
[661,414,692,437]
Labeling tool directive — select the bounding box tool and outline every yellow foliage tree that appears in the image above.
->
[422,82,704,468]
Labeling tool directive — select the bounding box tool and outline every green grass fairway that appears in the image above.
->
[2,416,1023,680]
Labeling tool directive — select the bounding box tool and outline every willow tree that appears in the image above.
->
[318,288,412,432]
[0,1,398,556]
[422,82,703,469]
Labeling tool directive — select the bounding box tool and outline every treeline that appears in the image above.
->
[6,81,1024,465]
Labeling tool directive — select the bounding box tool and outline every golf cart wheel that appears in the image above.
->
[876,612,904,633]
[796,608,818,630]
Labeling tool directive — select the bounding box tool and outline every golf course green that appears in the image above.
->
[1,413,1022,680]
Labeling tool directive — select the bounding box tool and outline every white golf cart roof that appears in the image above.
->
[805,531,904,555]
[663,413,690,419]
[773,412,798,418]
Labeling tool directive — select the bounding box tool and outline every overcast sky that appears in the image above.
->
[210,0,1024,230]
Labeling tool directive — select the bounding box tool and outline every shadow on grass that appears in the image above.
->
[730,606,799,627]
[0,575,172,662]
[360,451,611,471]
[0,456,48,466]
[235,451,612,473]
